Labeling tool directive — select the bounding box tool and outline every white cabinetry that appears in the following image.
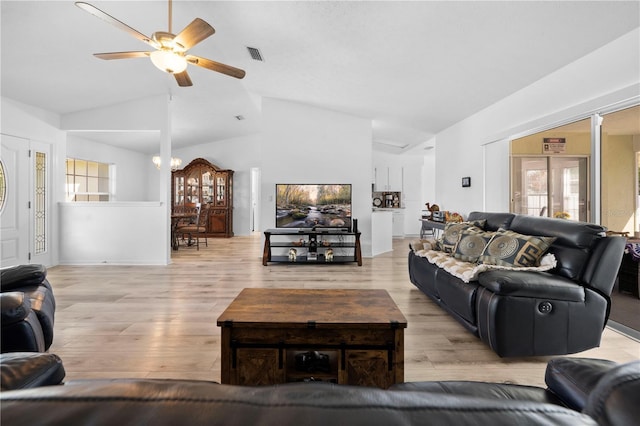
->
[374,167,384,191]
[388,167,403,192]
[392,211,405,237]
[374,166,403,191]
[371,210,393,256]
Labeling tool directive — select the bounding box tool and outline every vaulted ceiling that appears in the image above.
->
[2,1,639,154]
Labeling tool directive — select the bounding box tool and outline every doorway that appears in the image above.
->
[250,167,261,232]
[0,134,52,267]
[511,156,589,221]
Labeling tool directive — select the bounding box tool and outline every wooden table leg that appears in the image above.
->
[262,232,271,266]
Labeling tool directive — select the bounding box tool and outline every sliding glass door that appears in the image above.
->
[510,105,640,336]
[511,156,588,221]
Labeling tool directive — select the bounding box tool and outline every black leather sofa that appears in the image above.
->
[408,212,626,357]
[1,353,638,425]
[1,265,56,353]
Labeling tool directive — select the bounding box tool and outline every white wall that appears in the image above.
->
[260,98,374,256]
[67,135,152,201]
[172,134,261,236]
[58,202,166,265]
[59,95,172,265]
[434,28,640,218]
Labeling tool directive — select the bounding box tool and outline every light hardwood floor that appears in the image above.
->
[47,234,640,387]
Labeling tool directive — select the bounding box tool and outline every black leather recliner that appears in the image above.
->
[408,212,626,357]
[0,354,638,425]
[1,264,56,353]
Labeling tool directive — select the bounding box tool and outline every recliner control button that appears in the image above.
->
[538,301,553,314]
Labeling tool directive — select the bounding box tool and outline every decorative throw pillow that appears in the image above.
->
[452,229,495,263]
[437,220,487,253]
[478,229,556,267]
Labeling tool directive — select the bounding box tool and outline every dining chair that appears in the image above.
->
[177,203,209,250]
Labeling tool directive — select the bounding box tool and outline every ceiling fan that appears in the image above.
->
[75,0,246,87]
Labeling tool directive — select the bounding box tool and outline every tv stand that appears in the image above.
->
[263,229,362,266]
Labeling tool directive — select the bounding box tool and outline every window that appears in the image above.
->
[35,152,47,253]
[66,158,111,202]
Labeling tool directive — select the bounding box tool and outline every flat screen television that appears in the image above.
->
[276,184,352,229]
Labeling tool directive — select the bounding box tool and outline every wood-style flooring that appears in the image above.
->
[47,235,640,387]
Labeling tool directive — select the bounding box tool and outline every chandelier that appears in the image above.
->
[152,155,182,171]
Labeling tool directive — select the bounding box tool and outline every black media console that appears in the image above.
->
[262,229,362,266]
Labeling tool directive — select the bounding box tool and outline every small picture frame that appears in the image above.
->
[461,177,471,187]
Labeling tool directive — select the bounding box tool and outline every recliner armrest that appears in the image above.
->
[1,264,47,291]
[545,357,618,411]
[1,292,47,352]
[1,292,32,325]
[478,270,585,301]
[0,352,65,390]
[584,360,640,426]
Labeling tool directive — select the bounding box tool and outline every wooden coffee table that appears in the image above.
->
[216,288,407,389]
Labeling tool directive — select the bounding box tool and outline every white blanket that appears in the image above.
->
[413,249,557,283]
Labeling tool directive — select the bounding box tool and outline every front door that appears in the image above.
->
[1,134,30,266]
[0,134,52,267]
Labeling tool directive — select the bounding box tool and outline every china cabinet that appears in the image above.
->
[172,158,233,237]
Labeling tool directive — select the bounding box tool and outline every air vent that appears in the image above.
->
[247,46,264,62]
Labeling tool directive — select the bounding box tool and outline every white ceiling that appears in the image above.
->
[2,1,639,154]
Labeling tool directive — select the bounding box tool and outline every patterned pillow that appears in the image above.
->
[437,220,487,253]
[452,229,495,263]
[478,229,556,267]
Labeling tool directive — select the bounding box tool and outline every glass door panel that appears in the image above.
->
[511,156,588,221]
[202,171,213,204]
[600,105,640,236]
[174,176,184,205]
[186,174,200,204]
[511,157,548,216]
[549,157,588,221]
[216,174,226,205]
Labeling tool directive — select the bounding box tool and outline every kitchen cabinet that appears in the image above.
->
[371,210,393,256]
[374,166,403,191]
[392,211,405,237]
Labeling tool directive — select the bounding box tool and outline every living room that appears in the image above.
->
[1,2,640,422]
[2,2,639,266]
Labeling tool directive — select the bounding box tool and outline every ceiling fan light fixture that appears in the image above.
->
[150,49,187,74]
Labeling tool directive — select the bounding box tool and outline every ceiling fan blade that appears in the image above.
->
[174,18,215,51]
[94,51,150,60]
[186,55,246,79]
[75,2,157,48]
[174,71,193,87]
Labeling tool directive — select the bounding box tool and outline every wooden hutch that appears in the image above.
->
[171,158,233,237]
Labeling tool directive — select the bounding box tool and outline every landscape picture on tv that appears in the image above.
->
[276,184,352,229]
